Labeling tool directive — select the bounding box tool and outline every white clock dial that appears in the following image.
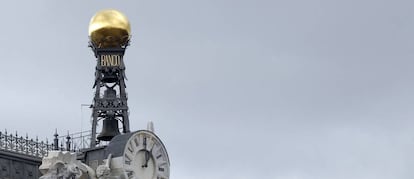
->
[122,130,170,179]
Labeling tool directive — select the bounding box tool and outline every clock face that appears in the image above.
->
[122,130,170,179]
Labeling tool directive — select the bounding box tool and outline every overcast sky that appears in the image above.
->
[1,0,414,178]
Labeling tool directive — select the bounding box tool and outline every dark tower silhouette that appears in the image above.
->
[88,10,132,147]
[89,43,131,147]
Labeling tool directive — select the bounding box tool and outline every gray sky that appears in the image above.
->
[1,0,414,178]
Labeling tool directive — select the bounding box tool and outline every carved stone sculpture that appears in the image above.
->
[39,151,96,179]
[96,154,112,179]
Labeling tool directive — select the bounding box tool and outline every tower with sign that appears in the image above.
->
[38,9,170,179]
[89,9,131,146]
[88,9,170,179]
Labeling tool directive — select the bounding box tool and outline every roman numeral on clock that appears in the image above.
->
[125,160,131,165]
[124,153,132,165]
[134,137,139,147]
[127,141,134,153]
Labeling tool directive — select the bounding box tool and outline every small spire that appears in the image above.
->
[60,141,64,151]
[66,132,71,152]
[53,129,59,150]
[147,121,154,132]
[54,128,58,137]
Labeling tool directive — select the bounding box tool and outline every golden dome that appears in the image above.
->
[89,9,131,48]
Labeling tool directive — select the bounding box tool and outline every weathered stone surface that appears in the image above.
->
[39,151,96,179]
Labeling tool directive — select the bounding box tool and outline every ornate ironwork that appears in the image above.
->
[0,129,115,158]
[89,42,131,147]
[94,97,128,111]
[0,130,52,158]
[56,130,110,152]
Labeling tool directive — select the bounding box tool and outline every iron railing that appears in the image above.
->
[0,130,52,158]
[56,129,110,152]
[0,129,114,158]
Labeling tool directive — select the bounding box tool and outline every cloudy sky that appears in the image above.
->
[1,0,414,178]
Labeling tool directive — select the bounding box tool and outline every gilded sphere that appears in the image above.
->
[89,9,131,48]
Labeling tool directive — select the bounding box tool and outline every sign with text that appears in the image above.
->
[100,54,122,67]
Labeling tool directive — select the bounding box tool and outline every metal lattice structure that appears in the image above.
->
[0,129,104,157]
[89,41,131,147]
[0,130,52,158]
[0,130,77,179]
[55,130,109,152]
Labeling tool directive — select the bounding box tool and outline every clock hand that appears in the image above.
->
[142,137,149,168]
[142,150,150,168]
[143,145,154,168]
